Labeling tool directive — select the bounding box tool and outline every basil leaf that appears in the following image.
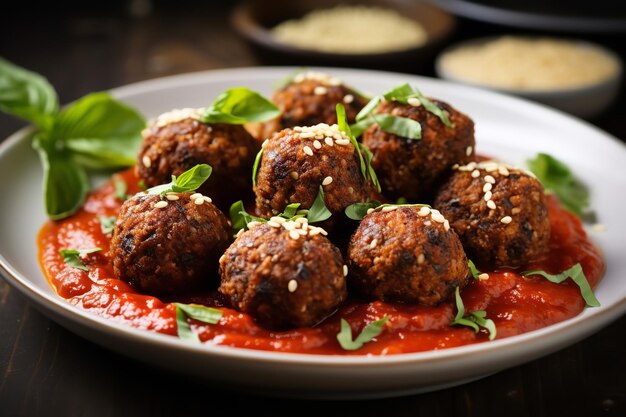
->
[59,247,102,271]
[359,144,381,193]
[281,203,301,219]
[337,316,388,351]
[252,148,263,187]
[307,186,332,223]
[98,215,116,236]
[146,164,212,195]
[112,174,128,201]
[450,287,497,340]
[522,263,600,307]
[410,89,454,128]
[201,87,280,124]
[0,57,58,130]
[336,103,368,181]
[349,117,376,138]
[396,197,408,204]
[229,200,266,234]
[382,83,415,101]
[175,305,200,343]
[527,153,590,219]
[345,201,381,220]
[372,114,422,140]
[468,259,481,280]
[355,95,381,121]
[55,92,145,169]
[33,135,90,220]
[174,303,222,324]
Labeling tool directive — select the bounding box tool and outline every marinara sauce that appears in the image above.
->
[38,169,605,355]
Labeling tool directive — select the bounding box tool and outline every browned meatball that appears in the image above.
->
[259,72,368,140]
[254,124,369,219]
[433,161,551,267]
[110,192,231,296]
[219,219,347,329]
[137,114,259,211]
[362,98,475,200]
[348,205,469,305]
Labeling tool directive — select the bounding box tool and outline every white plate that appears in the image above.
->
[1,67,625,400]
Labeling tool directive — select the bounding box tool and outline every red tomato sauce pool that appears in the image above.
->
[38,169,605,355]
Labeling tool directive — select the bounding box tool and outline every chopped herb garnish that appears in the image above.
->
[112,174,128,201]
[344,201,429,220]
[468,259,481,280]
[0,58,145,220]
[59,247,102,271]
[98,215,116,236]
[352,83,453,140]
[137,179,147,191]
[252,148,263,187]
[396,197,408,204]
[336,316,389,351]
[229,200,266,235]
[307,186,332,223]
[527,153,591,219]
[174,303,223,344]
[522,263,600,307]
[336,103,381,192]
[145,164,212,196]
[449,287,496,340]
[200,87,280,125]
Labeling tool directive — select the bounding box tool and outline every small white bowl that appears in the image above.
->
[435,36,623,119]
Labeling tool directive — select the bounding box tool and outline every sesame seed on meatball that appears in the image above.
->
[362,98,475,200]
[254,123,369,219]
[348,205,470,306]
[219,219,347,329]
[433,160,551,267]
[110,192,231,296]
[259,71,368,140]
[137,109,260,211]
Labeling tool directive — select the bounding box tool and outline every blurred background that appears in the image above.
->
[1,1,625,416]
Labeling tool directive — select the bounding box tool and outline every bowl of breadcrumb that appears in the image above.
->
[231,0,456,72]
[436,36,623,119]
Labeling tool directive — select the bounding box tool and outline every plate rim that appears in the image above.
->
[1,66,626,368]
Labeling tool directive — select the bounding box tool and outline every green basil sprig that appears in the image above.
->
[522,263,600,307]
[229,186,331,234]
[174,303,223,343]
[59,247,102,271]
[0,58,145,220]
[468,259,482,280]
[336,103,381,192]
[145,164,212,196]
[351,83,454,139]
[98,215,116,236]
[200,87,280,125]
[449,287,497,340]
[344,201,430,221]
[336,316,389,351]
[112,175,128,201]
[527,153,591,219]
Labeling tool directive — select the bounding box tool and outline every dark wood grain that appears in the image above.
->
[1,3,625,416]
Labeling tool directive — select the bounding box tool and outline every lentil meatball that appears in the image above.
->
[254,124,369,218]
[259,72,368,140]
[433,160,551,267]
[219,219,347,329]
[348,206,470,305]
[137,112,259,211]
[110,192,231,296]
[362,98,475,200]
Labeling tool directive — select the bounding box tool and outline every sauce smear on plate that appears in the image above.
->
[38,169,604,355]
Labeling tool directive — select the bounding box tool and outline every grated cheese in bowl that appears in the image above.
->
[271,5,428,54]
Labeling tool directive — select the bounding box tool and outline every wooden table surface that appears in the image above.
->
[1,3,625,416]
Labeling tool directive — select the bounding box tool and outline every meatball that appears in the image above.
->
[254,124,369,219]
[259,71,368,140]
[110,192,231,296]
[433,160,551,267]
[362,98,475,200]
[219,219,347,329]
[348,205,469,305]
[137,110,260,211]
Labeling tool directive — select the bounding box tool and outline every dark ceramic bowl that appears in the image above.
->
[231,0,456,73]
